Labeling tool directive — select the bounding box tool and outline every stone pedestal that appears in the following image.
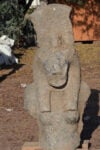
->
[22,142,42,150]
[22,140,89,150]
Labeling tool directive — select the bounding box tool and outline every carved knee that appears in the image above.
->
[64,110,79,124]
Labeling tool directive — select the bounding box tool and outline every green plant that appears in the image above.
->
[0,0,36,47]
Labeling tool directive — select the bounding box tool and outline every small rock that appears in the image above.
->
[5,108,13,112]
[21,83,27,88]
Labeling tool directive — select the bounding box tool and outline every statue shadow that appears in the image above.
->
[80,89,100,143]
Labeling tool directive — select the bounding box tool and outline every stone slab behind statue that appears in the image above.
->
[24,4,90,150]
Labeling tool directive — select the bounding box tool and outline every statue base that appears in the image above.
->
[22,140,89,150]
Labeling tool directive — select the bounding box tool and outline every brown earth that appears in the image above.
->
[0,42,100,150]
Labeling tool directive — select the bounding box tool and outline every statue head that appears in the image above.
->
[43,51,68,88]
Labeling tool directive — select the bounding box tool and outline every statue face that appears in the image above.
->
[44,52,68,88]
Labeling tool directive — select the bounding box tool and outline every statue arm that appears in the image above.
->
[65,53,81,111]
[35,57,51,113]
[38,83,51,113]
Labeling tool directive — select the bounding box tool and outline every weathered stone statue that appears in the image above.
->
[24,4,90,150]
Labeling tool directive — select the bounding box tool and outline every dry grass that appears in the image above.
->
[75,42,100,67]
[75,42,100,89]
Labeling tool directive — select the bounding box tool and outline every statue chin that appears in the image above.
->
[48,76,67,88]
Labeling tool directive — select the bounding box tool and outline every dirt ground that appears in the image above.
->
[0,42,100,150]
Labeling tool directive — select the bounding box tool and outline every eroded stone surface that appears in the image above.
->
[24,4,90,150]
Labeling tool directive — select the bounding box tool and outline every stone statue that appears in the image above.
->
[24,4,90,150]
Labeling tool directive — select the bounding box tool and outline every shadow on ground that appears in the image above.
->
[0,53,25,83]
[81,89,100,143]
[0,64,24,83]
